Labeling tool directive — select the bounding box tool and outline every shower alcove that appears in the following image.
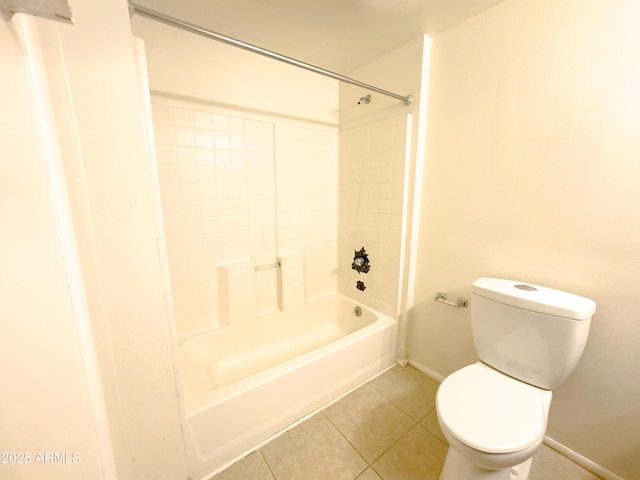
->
[133,10,430,477]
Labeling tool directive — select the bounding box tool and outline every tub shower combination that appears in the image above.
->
[179,293,396,479]
[170,250,398,480]
[128,4,412,479]
[173,251,398,478]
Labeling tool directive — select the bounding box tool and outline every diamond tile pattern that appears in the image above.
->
[212,365,602,480]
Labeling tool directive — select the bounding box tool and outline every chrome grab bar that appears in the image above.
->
[254,261,281,271]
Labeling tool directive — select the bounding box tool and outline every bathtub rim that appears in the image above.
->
[178,292,374,346]
[181,296,396,417]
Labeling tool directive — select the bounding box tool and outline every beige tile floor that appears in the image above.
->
[213,365,602,480]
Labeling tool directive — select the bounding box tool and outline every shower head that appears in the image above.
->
[358,95,372,105]
[0,0,73,23]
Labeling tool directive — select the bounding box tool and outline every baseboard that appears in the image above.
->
[543,435,624,480]
[406,358,445,382]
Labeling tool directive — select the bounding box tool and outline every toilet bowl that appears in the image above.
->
[434,278,595,480]
[436,362,551,479]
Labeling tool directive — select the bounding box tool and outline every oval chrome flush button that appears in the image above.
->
[514,284,537,291]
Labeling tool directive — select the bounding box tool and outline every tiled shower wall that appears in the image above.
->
[275,124,337,302]
[151,97,337,340]
[338,116,409,318]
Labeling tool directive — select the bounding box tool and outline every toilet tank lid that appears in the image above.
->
[472,278,596,320]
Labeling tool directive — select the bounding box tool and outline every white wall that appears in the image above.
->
[1,1,188,479]
[0,14,111,480]
[132,16,338,126]
[339,36,426,128]
[409,0,640,477]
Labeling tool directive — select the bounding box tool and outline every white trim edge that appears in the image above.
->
[543,435,624,480]
[407,358,445,382]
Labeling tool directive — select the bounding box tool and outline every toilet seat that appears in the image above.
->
[437,363,547,454]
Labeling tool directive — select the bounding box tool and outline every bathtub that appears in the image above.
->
[179,294,397,480]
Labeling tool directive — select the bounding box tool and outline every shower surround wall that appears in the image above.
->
[134,15,425,341]
[338,116,409,318]
[337,35,431,339]
[151,97,337,339]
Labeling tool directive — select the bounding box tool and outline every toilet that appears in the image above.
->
[435,278,595,480]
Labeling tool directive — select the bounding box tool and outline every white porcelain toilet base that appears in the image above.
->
[440,448,533,480]
[513,458,533,479]
[440,448,510,480]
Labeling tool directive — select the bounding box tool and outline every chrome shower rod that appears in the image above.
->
[130,2,413,106]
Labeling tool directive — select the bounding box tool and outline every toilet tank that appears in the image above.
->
[471,278,596,390]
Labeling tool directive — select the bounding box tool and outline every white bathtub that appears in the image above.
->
[179,294,397,480]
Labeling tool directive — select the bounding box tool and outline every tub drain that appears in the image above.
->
[354,306,362,317]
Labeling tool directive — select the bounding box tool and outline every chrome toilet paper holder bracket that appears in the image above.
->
[435,291,468,308]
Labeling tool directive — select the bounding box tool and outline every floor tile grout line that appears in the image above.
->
[319,411,372,479]
[368,420,419,467]
[320,398,445,480]
[319,389,422,467]
[258,449,278,480]
[319,368,443,478]
[369,422,442,480]
[367,379,436,424]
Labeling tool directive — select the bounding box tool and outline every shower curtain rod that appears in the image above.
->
[130,2,413,106]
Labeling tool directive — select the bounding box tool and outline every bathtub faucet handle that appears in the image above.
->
[352,247,370,274]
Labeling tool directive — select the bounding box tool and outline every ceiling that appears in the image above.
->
[134,0,507,73]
